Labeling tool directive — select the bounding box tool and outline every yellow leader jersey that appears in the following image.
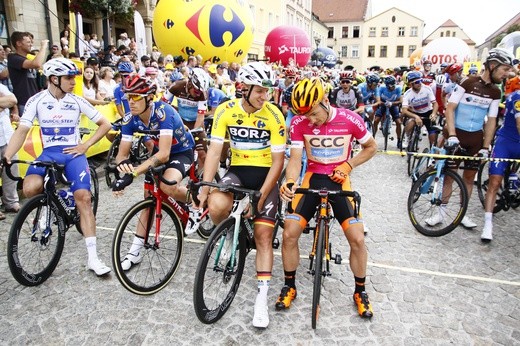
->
[211,99,286,167]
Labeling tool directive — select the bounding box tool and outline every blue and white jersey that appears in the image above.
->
[207,87,228,109]
[121,100,195,156]
[20,90,102,148]
[448,76,501,132]
[379,85,402,102]
[357,82,380,104]
[402,85,436,114]
[114,84,130,114]
[497,91,520,142]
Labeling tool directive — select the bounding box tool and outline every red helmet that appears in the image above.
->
[445,63,463,75]
[122,74,157,95]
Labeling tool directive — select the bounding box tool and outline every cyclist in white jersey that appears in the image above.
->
[4,58,112,276]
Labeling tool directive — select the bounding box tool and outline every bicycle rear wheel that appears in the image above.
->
[7,195,65,286]
[112,199,184,295]
[311,219,326,329]
[408,169,468,236]
[382,116,391,151]
[193,218,247,324]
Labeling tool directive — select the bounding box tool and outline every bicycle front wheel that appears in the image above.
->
[7,195,65,286]
[408,169,468,236]
[193,217,247,324]
[311,219,325,329]
[112,199,184,295]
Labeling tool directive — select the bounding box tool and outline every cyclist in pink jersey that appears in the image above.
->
[275,78,377,318]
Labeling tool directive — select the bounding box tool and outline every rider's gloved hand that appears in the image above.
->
[385,101,392,108]
[477,148,489,159]
[111,174,133,192]
[329,162,352,184]
[279,178,295,196]
[116,159,133,171]
[446,136,460,148]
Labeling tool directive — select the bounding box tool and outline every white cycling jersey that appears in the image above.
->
[20,90,102,148]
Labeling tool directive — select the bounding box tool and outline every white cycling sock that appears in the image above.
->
[128,235,145,255]
[85,236,98,261]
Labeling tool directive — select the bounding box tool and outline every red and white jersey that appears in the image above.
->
[290,107,371,175]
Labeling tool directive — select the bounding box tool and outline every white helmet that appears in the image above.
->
[486,47,517,67]
[43,57,81,77]
[189,67,210,92]
[435,74,446,85]
[237,61,275,87]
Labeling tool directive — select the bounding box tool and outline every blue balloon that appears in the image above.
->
[310,47,338,68]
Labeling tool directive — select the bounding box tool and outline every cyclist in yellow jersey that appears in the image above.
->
[195,61,286,329]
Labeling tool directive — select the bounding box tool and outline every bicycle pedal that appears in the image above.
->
[334,254,342,264]
[272,238,280,249]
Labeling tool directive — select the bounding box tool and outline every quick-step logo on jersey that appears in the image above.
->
[303,134,351,164]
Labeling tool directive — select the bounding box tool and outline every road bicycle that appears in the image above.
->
[381,105,394,151]
[286,185,359,329]
[104,120,151,188]
[407,145,469,237]
[192,181,282,324]
[477,160,520,213]
[404,123,423,176]
[111,163,215,295]
[4,159,99,286]
[408,126,444,182]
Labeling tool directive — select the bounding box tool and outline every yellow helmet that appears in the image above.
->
[291,78,324,115]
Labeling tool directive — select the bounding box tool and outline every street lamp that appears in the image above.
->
[314,36,321,67]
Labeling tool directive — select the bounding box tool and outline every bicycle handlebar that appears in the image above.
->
[2,158,71,186]
[286,183,361,216]
[190,181,262,216]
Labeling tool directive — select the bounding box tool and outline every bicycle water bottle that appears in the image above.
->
[508,173,518,192]
[58,189,75,210]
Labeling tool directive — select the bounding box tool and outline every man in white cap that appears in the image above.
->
[117,33,130,49]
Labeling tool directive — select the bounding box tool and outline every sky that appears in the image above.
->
[371,0,520,45]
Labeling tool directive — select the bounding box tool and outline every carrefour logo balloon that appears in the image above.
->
[153,0,254,63]
[264,26,311,66]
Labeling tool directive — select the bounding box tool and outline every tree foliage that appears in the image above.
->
[69,0,137,22]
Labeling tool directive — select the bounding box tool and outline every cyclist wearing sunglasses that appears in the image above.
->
[4,58,112,276]
[438,48,517,231]
[401,71,438,148]
[111,74,196,269]
[276,77,377,319]
[194,61,286,329]
[329,71,364,115]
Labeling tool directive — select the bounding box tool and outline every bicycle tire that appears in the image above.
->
[382,115,391,151]
[408,169,468,236]
[105,136,120,188]
[7,195,65,286]
[311,219,325,329]
[511,163,520,209]
[193,217,247,324]
[75,163,100,234]
[407,127,421,176]
[112,198,184,295]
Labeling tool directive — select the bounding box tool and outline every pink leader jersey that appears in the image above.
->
[290,107,371,175]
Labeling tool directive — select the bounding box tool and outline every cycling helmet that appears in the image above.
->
[366,74,380,84]
[468,66,479,74]
[384,75,396,86]
[122,74,157,95]
[486,47,517,66]
[407,71,423,83]
[291,78,324,115]
[189,67,210,92]
[237,61,275,87]
[445,63,463,75]
[435,74,447,85]
[422,59,432,65]
[284,67,297,77]
[43,58,81,77]
[117,61,134,74]
[170,70,184,82]
[339,71,354,80]
[440,63,448,69]
[355,74,366,84]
